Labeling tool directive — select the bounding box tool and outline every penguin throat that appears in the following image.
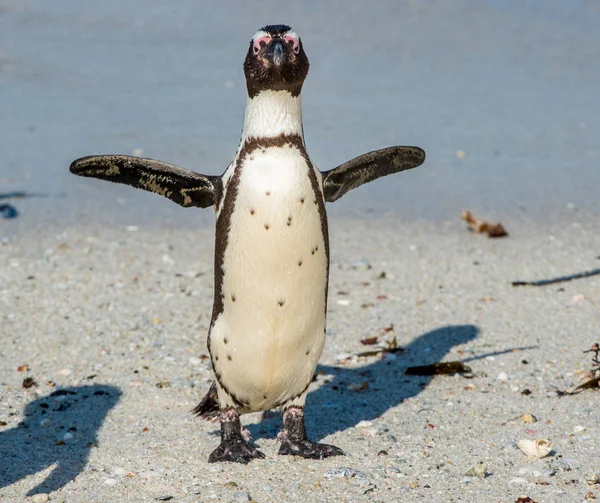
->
[241,90,303,140]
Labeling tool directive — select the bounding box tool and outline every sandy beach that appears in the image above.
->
[1,214,599,502]
[2,0,600,501]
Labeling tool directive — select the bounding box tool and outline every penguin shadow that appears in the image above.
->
[0,385,121,496]
[248,324,479,442]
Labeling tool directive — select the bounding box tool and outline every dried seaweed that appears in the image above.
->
[461,210,508,238]
[357,336,404,358]
[405,361,472,376]
[557,343,600,395]
[512,268,600,287]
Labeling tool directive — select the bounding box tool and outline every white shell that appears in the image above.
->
[518,438,552,458]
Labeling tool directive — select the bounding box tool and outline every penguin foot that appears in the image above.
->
[209,407,265,463]
[279,439,344,459]
[277,405,345,459]
[209,439,266,464]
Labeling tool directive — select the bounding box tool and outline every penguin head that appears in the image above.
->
[244,25,309,98]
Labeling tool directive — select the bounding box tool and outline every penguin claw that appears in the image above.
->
[278,439,345,459]
[208,440,266,464]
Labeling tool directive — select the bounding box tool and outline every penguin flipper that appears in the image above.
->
[321,146,425,203]
[70,155,221,208]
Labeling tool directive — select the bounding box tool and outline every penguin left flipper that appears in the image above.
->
[70,155,221,208]
[321,146,425,203]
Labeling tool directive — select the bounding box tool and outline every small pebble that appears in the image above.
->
[361,428,380,437]
[551,458,576,472]
[63,432,74,441]
[31,494,49,503]
[532,469,556,478]
[497,372,508,382]
[583,472,600,485]
[335,353,354,363]
[324,467,368,479]
[464,462,487,479]
[521,413,537,424]
[509,477,529,485]
[229,491,251,502]
[103,478,118,486]
[363,424,389,437]
[40,419,51,428]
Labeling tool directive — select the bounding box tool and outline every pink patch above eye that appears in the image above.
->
[253,35,271,54]
[284,35,300,53]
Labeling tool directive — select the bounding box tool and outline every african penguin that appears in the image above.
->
[70,24,425,464]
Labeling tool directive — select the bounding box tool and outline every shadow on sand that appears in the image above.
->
[248,324,479,441]
[0,385,121,496]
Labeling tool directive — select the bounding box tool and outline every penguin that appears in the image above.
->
[70,24,425,463]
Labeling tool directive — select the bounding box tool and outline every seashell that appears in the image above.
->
[521,413,538,424]
[518,438,552,458]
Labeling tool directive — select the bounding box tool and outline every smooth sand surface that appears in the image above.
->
[1,214,599,502]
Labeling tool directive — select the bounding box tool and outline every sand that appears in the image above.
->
[2,1,600,501]
[1,213,599,502]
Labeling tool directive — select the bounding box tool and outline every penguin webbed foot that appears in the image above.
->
[209,439,266,464]
[277,406,344,459]
[209,408,265,464]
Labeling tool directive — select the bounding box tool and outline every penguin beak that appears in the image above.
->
[265,39,285,67]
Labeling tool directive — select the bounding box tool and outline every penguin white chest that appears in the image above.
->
[210,144,328,411]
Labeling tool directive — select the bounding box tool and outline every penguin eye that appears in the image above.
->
[253,35,271,55]
[284,35,300,54]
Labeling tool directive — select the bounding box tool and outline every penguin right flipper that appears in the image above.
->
[70,155,221,208]
[321,146,425,203]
